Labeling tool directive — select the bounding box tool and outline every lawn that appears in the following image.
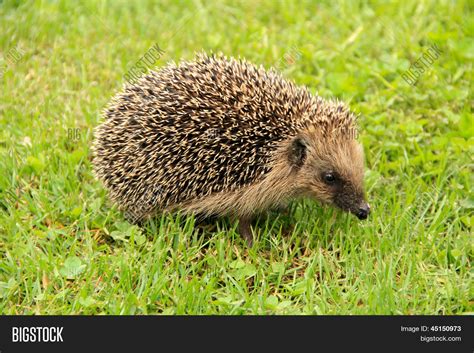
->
[0,0,472,314]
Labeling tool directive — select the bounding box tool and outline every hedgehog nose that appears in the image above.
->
[356,203,370,220]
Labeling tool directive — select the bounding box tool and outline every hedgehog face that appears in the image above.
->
[288,134,370,220]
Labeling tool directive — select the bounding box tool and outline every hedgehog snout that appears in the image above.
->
[355,202,370,220]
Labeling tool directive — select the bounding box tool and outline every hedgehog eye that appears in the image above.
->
[323,172,336,184]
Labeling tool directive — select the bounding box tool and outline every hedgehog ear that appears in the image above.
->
[288,137,307,168]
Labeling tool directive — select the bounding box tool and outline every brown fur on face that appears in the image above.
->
[286,125,368,217]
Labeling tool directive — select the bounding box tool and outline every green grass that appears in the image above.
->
[0,0,472,314]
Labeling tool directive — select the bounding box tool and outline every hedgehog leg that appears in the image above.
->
[274,203,290,216]
[238,216,254,246]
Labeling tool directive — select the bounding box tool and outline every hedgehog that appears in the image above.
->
[93,53,370,245]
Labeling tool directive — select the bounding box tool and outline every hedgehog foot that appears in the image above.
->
[238,216,254,246]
